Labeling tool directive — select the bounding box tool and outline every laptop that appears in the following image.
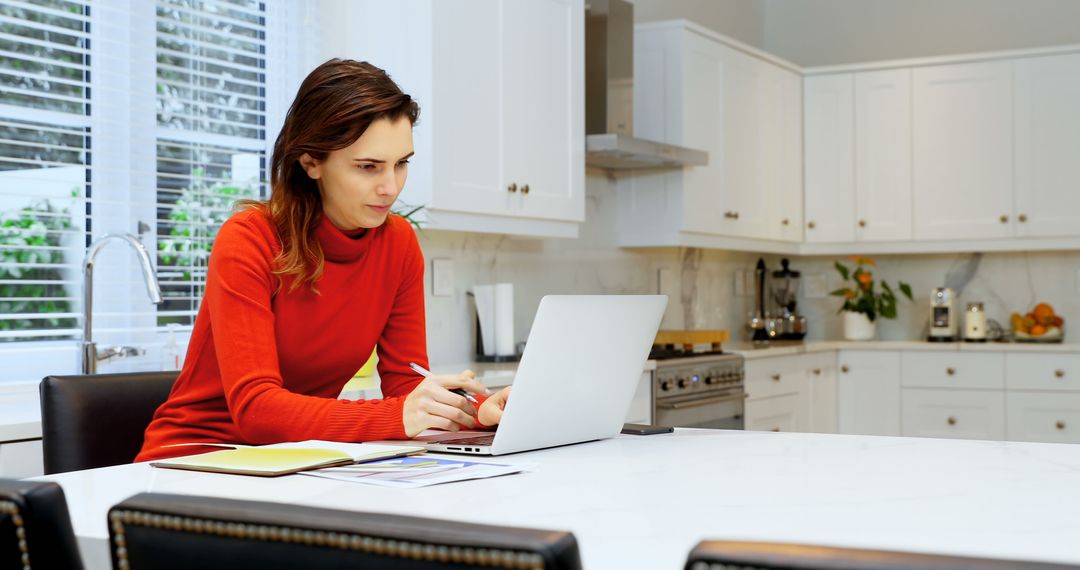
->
[411,294,667,455]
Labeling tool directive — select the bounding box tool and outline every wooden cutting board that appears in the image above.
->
[654,330,730,351]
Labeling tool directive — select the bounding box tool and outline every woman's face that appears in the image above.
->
[299,116,414,230]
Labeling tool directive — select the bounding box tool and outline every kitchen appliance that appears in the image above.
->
[650,348,745,430]
[584,0,708,170]
[964,302,988,342]
[747,258,769,343]
[928,287,958,342]
[768,258,808,341]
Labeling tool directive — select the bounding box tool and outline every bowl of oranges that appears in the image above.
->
[1010,303,1064,342]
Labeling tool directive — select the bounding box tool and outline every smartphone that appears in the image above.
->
[621,423,674,435]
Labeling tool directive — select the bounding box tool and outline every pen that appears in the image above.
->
[408,362,480,404]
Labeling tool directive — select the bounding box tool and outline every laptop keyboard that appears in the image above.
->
[440,434,495,446]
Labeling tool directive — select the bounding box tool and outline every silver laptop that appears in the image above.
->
[412,295,667,455]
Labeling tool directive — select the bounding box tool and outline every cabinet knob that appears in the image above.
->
[946,367,956,376]
[771,374,781,382]
[813,368,822,375]
[522,184,530,195]
[947,416,957,426]
[1057,420,1066,430]
[723,211,740,220]
[781,218,790,226]
[858,219,867,228]
[770,427,781,432]
[807,221,816,229]
[1055,369,1066,378]
[1018,213,1028,223]
[841,365,849,373]
[1000,214,1009,224]
[507,183,517,193]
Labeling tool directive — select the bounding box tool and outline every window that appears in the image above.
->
[0,0,317,384]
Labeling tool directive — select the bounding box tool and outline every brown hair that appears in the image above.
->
[239,59,419,293]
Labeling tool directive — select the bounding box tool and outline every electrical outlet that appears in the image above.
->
[804,274,828,299]
[431,258,454,297]
[734,269,747,296]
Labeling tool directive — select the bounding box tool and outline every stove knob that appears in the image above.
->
[705,376,715,385]
[660,379,673,391]
[677,378,689,389]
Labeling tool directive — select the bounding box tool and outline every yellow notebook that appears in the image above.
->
[151,440,425,477]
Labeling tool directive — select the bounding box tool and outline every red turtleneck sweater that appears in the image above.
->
[136,208,436,462]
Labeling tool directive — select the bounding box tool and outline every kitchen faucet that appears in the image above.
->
[81,233,164,374]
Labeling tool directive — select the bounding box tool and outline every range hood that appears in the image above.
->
[585,0,707,171]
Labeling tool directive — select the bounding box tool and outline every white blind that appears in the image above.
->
[154,0,268,327]
[0,0,90,342]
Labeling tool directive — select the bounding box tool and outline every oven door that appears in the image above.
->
[654,388,745,430]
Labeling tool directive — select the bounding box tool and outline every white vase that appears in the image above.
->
[843,311,877,341]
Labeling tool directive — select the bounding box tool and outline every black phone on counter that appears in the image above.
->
[621,423,674,435]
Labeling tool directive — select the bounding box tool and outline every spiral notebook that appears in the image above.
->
[150,440,425,477]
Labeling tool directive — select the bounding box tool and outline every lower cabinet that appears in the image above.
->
[744,352,836,433]
[837,350,901,436]
[901,389,1005,440]
[745,392,800,432]
[1006,391,1080,443]
[0,439,43,478]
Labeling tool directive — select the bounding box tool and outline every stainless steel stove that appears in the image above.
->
[651,351,746,430]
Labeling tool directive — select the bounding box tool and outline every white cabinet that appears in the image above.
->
[745,352,835,433]
[837,351,901,436]
[854,69,912,242]
[744,392,800,433]
[912,61,1014,241]
[806,353,838,434]
[1005,353,1080,391]
[900,352,1005,390]
[804,74,855,243]
[622,22,802,247]
[0,439,43,478]
[1006,392,1080,443]
[902,389,1005,441]
[1013,53,1080,238]
[332,0,584,238]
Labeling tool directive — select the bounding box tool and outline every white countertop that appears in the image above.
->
[36,428,1080,569]
[725,340,1080,360]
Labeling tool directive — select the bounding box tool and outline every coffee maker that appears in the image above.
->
[928,287,957,342]
[768,258,808,341]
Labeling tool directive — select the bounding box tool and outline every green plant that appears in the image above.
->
[831,256,913,322]
[0,197,78,340]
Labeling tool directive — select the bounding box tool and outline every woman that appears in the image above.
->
[136,59,510,462]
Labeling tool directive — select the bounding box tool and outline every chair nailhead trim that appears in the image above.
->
[109,508,547,569]
[1,500,31,570]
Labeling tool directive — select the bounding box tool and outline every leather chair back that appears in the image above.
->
[40,371,178,474]
[109,492,582,570]
[686,540,1079,570]
[0,479,84,570]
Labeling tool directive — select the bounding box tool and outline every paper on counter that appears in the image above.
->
[302,456,534,489]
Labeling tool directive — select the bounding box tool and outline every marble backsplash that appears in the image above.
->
[418,173,1079,363]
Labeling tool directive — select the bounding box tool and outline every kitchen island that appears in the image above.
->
[36,428,1080,569]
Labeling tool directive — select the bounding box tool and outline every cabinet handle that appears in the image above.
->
[771,373,781,382]
[813,368,822,376]
[947,416,957,426]
[1057,420,1066,430]
[770,427,781,432]
[946,367,956,376]
[507,183,517,193]
[1018,213,1028,223]
[724,211,740,220]
[858,219,867,228]
[1000,214,1009,224]
[841,365,849,373]
[522,184,530,195]
[781,218,790,226]
[807,221,816,229]
[1055,369,1066,378]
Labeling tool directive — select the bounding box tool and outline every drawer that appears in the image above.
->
[745,392,800,433]
[1006,391,1080,443]
[901,388,1005,440]
[1005,353,1080,392]
[901,351,1004,389]
[745,356,807,400]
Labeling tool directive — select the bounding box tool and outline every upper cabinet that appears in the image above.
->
[324,0,584,238]
[804,74,855,243]
[855,69,912,242]
[618,22,803,250]
[912,61,1014,241]
[1013,53,1080,238]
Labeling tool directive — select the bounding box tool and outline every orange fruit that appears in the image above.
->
[1030,324,1047,336]
[1033,303,1055,320]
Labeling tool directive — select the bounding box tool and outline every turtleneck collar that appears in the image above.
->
[313,213,377,263]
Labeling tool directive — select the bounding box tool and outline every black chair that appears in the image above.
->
[686,540,1080,570]
[40,371,178,474]
[0,479,84,570]
[108,493,582,570]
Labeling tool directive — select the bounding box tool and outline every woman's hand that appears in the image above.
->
[402,369,489,437]
[478,386,511,426]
